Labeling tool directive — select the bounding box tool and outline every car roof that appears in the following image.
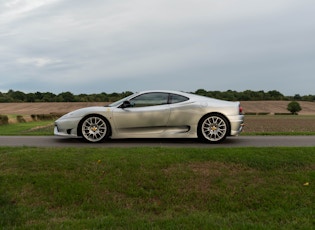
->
[135,90,236,104]
[136,90,192,97]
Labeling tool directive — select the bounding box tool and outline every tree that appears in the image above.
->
[58,92,76,102]
[287,101,302,115]
[293,94,302,100]
[195,89,207,96]
[7,90,26,102]
[267,90,284,100]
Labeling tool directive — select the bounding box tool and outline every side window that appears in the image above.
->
[170,94,189,104]
[130,93,169,107]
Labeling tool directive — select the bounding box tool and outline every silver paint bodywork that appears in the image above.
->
[54,90,244,140]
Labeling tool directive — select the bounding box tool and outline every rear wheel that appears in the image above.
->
[80,115,109,143]
[198,114,229,143]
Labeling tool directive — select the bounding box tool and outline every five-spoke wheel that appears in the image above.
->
[198,114,229,143]
[80,115,109,143]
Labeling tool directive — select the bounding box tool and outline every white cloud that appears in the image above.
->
[1,0,60,22]
[17,57,61,67]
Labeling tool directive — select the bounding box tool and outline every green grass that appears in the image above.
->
[1,147,314,229]
[0,121,54,135]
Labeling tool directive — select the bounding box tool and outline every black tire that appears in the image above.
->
[80,115,110,143]
[198,114,229,143]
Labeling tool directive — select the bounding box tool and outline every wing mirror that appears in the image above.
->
[121,100,131,109]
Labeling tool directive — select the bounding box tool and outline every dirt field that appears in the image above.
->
[0,102,109,115]
[243,115,315,133]
[240,101,315,115]
[0,101,314,115]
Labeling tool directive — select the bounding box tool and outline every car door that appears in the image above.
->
[112,92,171,134]
[167,93,198,126]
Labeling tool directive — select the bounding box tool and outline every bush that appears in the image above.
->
[31,114,51,121]
[17,115,26,123]
[245,112,270,115]
[274,113,292,115]
[0,115,9,125]
[31,113,63,121]
[31,114,36,121]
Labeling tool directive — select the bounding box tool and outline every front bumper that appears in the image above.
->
[54,126,77,137]
[54,117,80,137]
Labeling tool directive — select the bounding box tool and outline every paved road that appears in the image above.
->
[0,136,315,148]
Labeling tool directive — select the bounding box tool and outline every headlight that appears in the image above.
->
[58,112,75,120]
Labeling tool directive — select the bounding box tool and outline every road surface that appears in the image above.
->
[0,136,315,148]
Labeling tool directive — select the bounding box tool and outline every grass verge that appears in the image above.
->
[1,147,314,229]
[0,121,54,135]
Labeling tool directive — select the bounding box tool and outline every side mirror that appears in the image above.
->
[121,100,131,109]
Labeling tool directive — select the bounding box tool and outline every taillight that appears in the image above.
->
[239,105,243,114]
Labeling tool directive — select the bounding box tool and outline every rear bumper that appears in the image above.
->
[229,115,244,136]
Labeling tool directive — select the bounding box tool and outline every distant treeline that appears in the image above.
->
[0,89,314,103]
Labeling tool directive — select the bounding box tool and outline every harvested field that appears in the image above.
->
[0,102,108,115]
[241,101,315,115]
[243,115,315,133]
[0,101,314,115]
[240,101,315,133]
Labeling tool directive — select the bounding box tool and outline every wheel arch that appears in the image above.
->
[77,113,112,137]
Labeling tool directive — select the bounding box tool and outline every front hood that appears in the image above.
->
[59,106,108,119]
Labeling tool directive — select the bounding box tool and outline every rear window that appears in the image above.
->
[170,94,189,104]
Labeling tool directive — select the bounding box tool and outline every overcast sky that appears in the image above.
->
[1,0,314,95]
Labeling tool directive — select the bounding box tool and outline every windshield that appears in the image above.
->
[107,93,137,107]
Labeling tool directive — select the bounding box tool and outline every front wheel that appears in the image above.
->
[80,115,110,143]
[198,114,229,143]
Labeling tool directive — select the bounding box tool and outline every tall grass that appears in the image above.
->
[0,147,314,229]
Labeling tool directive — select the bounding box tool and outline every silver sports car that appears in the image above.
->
[54,90,244,143]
